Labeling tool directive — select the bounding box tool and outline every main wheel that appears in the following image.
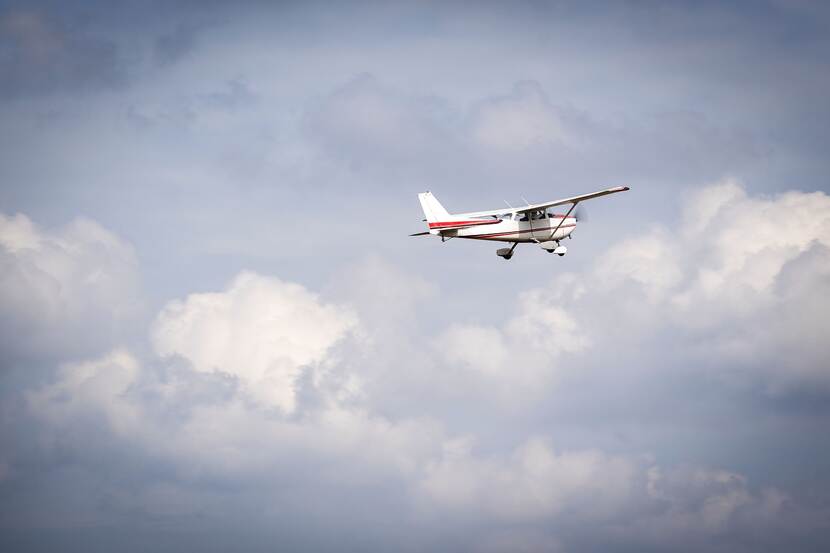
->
[496,247,514,260]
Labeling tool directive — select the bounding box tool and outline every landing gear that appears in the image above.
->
[539,241,567,256]
[496,243,518,260]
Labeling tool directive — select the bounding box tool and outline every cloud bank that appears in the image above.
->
[2,2,829,552]
[5,179,829,551]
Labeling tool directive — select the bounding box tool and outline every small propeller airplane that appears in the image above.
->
[411,186,630,259]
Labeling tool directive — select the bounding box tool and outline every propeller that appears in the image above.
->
[574,204,589,223]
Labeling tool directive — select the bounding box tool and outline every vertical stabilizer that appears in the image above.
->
[418,192,451,223]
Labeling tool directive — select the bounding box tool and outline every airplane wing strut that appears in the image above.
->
[548,202,578,240]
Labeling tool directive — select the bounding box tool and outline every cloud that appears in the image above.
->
[418,436,638,522]
[23,342,800,553]
[2,1,830,550]
[299,74,764,194]
[7,205,827,550]
[325,253,436,329]
[589,180,830,389]
[22,341,804,553]
[151,271,357,413]
[153,23,199,67]
[434,285,589,403]
[468,81,573,152]
[27,349,141,436]
[0,212,141,363]
[304,73,453,172]
[304,76,580,177]
[417,437,806,552]
[493,179,830,395]
[22,343,448,528]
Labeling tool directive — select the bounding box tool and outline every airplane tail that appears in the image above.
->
[418,191,451,223]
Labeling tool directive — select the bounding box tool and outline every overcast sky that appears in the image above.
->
[1,1,830,551]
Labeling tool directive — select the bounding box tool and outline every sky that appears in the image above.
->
[1,1,829,551]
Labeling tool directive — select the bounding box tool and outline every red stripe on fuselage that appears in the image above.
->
[468,223,577,239]
[428,219,501,229]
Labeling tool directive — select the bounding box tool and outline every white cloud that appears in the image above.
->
[6,193,829,550]
[419,437,637,522]
[595,229,684,299]
[677,179,830,295]
[17,244,821,551]
[151,271,357,412]
[0,212,141,360]
[589,179,830,311]
[433,274,589,401]
[2,0,830,549]
[439,324,510,375]
[416,434,792,550]
[656,181,830,390]
[26,344,791,549]
[428,180,830,413]
[27,349,139,431]
[506,286,590,355]
[25,344,446,493]
[469,81,574,152]
[514,180,830,393]
[326,253,436,330]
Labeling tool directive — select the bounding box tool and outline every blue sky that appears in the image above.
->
[1,2,829,551]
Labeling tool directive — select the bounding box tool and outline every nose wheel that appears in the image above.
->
[539,241,567,256]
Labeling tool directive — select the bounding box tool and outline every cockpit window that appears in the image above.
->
[520,211,546,221]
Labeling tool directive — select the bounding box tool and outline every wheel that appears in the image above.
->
[496,247,515,259]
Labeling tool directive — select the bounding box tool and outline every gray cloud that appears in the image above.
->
[304,73,456,177]
[2,2,830,552]
[153,23,198,67]
[0,9,124,99]
[4,181,830,551]
[0,213,142,364]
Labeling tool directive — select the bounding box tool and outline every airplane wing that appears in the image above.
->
[457,186,630,218]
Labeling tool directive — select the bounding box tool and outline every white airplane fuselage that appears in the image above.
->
[432,215,576,243]
[415,186,628,259]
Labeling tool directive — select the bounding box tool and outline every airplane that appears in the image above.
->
[411,186,630,260]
